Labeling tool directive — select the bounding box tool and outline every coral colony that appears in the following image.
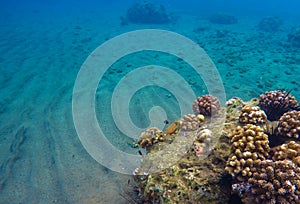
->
[132,90,300,204]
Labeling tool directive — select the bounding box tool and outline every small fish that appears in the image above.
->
[127,179,130,185]
[164,120,169,124]
[138,150,143,156]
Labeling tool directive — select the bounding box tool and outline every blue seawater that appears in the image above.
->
[0,0,300,203]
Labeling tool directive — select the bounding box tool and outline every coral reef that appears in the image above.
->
[259,90,299,121]
[125,2,171,24]
[178,114,205,131]
[288,27,300,47]
[192,94,221,116]
[239,105,267,125]
[276,110,300,140]
[258,16,282,32]
[225,124,270,181]
[209,13,238,24]
[248,159,300,204]
[133,93,300,204]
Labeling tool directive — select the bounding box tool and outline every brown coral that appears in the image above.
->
[259,90,299,121]
[272,141,300,166]
[138,127,164,151]
[248,159,300,204]
[192,95,221,116]
[178,114,204,131]
[239,105,267,125]
[276,110,300,140]
[225,124,270,181]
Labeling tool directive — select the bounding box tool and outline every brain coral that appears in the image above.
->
[225,124,270,181]
[259,90,299,121]
[248,159,300,204]
[192,95,221,116]
[277,110,300,140]
[239,105,267,125]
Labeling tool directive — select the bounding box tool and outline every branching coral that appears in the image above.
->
[276,110,300,140]
[259,90,299,121]
[239,105,267,125]
[271,141,300,166]
[248,159,300,204]
[178,114,205,131]
[225,124,270,181]
[192,94,221,116]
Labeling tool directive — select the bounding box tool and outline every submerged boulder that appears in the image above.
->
[258,16,282,32]
[124,2,171,24]
[288,27,300,47]
[209,13,238,25]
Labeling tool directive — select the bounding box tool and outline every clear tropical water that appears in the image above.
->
[0,0,300,203]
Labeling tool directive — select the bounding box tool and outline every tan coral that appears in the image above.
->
[225,124,270,181]
[178,114,205,131]
[272,141,300,166]
[226,97,244,108]
[277,110,300,140]
[239,105,267,125]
